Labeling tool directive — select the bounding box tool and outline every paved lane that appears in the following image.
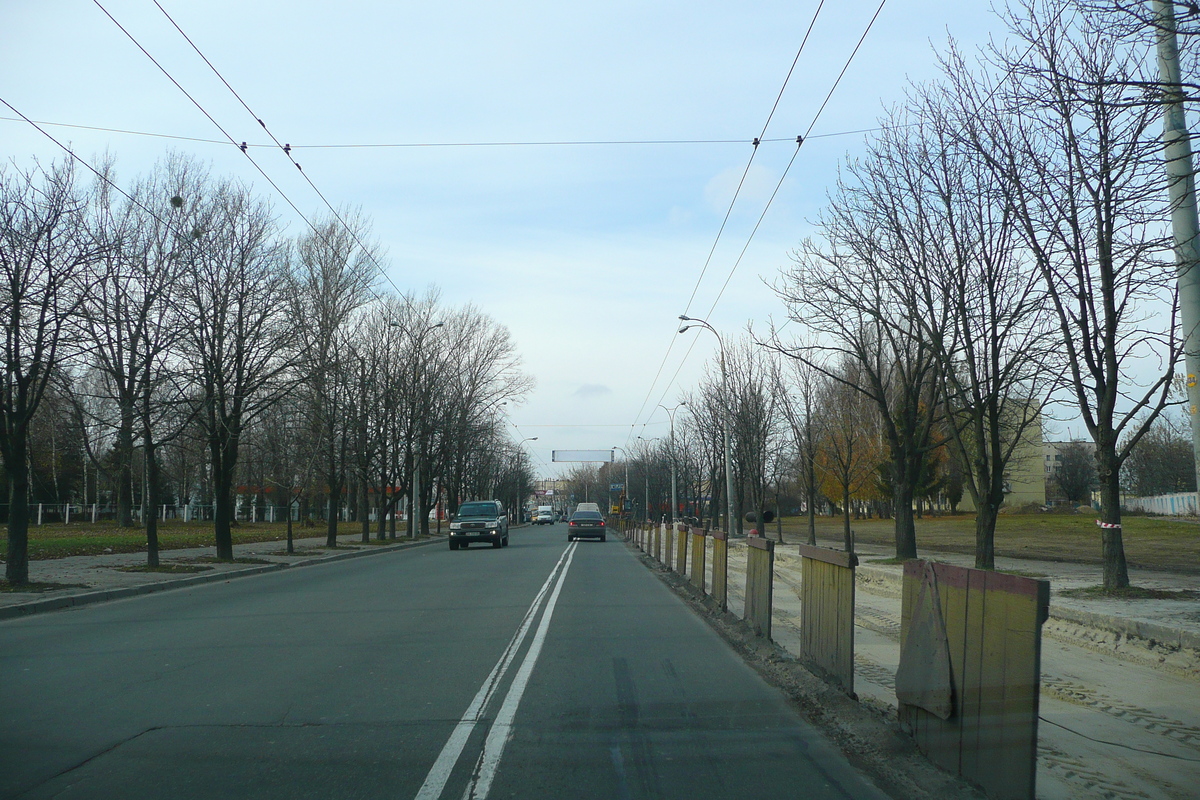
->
[1,524,887,799]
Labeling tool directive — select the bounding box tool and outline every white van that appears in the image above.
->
[535,505,554,524]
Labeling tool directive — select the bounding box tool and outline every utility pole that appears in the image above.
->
[1154,0,1200,497]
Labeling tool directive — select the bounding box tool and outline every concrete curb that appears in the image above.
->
[854,562,1200,652]
[0,536,446,622]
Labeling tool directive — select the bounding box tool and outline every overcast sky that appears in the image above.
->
[3,0,1005,477]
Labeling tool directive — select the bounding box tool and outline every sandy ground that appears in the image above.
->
[685,536,1200,800]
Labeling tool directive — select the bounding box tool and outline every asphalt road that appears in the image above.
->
[0,524,888,800]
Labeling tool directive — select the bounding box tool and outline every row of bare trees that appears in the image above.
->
[608,1,1190,592]
[1,153,532,584]
[771,0,1188,589]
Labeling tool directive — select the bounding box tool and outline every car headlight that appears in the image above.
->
[450,522,461,530]
[485,522,499,530]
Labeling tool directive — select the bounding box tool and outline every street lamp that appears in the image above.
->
[612,445,631,517]
[657,403,686,529]
[678,315,736,536]
[391,320,444,538]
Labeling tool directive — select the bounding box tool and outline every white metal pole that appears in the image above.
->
[1154,0,1200,500]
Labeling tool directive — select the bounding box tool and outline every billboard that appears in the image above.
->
[551,449,615,462]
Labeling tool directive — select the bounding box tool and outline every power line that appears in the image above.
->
[147,0,410,306]
[0,115,923,150]
[649,0,889,416]
[624,0,828,447]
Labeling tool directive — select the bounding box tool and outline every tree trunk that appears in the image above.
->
[116,413,135,528]
[842,483,853,552]
[360,480,370,543]
[893,475,917,560]
[286,489,294,554]
[211,438,236,561]
[1098,452,1130,590]
[144,438,161,568]
[325,475,341,548]
[974,502,997,571]
[5,433,30,584]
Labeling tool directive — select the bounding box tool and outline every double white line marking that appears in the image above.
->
[415,542,578,800]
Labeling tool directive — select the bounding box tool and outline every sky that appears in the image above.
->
[2,0,1003,477]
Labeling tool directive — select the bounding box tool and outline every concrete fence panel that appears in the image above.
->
[664,523,674,570]
[690,528,706,594]
[674,524,688,576]
[655,523,664,563]
[711,530,728,612]
[743,537,775,639]
[898,560,1050,800]
[797,544,858,696]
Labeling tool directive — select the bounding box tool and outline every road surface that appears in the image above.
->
[0,524,888,799]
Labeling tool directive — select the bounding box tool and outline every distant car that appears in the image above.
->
[449,500,509,550]
[536,505,554,525]
[568,510,606,542]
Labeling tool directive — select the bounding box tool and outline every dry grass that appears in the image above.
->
[1,520,377,561]
[775,513,1200,574]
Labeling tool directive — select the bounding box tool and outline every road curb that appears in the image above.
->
[0,536,446,621]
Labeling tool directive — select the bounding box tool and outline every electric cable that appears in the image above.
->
[148,0,410,306]
[0,114,935,148]
[623,0,828,447]
[650,0,889,417]
[1038,716,1200,763]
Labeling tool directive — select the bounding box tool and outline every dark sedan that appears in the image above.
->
[567,510,606,542]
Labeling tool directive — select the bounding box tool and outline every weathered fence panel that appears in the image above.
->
[674,524,688,576]
[690,528,706,594]
[797,544,858,696]
[743,537,775,639]
[711,530,728,612]
[897,560,1050,800]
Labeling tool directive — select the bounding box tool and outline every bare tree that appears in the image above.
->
[290,210,377,547]
[776,342,823,545]
[182,180,295,560]
[776,214,947,560]
[84,156,201,564]
[956,0,1181,588]
[814,363,881,551]
[0,160,103,584]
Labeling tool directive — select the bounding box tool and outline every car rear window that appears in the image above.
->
[572,511,603,520]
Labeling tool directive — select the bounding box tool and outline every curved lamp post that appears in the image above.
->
[658,402,686,528]
[678,315,736,536]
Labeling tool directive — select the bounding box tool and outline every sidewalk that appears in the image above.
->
[0,532,446,620]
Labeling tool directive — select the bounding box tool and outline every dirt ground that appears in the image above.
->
[702,537,1200,800]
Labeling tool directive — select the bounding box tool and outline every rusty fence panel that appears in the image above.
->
[710,530,728,612]
[689,528,706,594]
[743,537,775,639]
[654,523,664,563]
[897,560,1050,800]
[674,525,688,576]
[797,544,858,696]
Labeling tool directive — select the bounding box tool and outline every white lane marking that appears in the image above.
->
[414,543,577,800]
[464,542,578,800]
